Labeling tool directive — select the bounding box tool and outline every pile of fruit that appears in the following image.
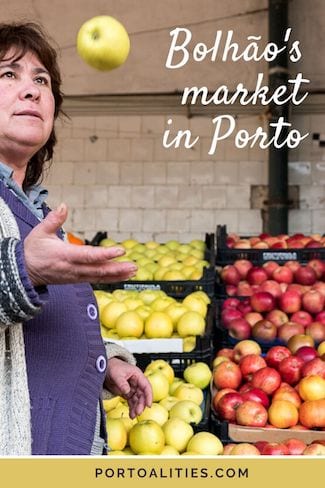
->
[219,259,325,345]
[95,289,210,349]
[98,237,210,281]
[225,232,325,249]
[212,339,325,433]
[104,359,224,456]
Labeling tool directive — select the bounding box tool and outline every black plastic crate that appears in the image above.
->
[216,224,325,265]
[90,232,217,298]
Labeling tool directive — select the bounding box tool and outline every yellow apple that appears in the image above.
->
[135,305,152,320]
[174,383,204,405]
[112,289,131,301]
[115,310,144,338]
[212,356,230,368]
[176,311,205,337]
[138,289,166,305]
[162,418,194,453]
[160,445,180,456]
[182,336,196,352]
[182,295,207,317]
[150,296,175,312]
[130,267,153,281]
[103,329,120,340]
[99,238,116,247]
[129,420,165,455]
[121,239,138,249]
[189,291,211,304]
[158,255,177,268]
[162,270,186,281]
[317,341,325,356]
[169,377,185,396]
[159,396,180,411]
[145,371,170,402]
[106,418,127,451]
[144,311,173,338]
[123,297,143,310]
[165,303,189,330]
[102,396,121,413]
[189,239,205,251]
[183,362,212,389]
[144,359,175,384]
[137,403,169,426]
[100,301,128,329]
[186,432,223,455]
[76,15,130,71]
[145,241,160,250]
[169,400,203,425]
[107,403,130,420]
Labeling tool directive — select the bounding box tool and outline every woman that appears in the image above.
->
[0,21,152,456]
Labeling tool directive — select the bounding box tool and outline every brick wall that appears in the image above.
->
[44,112,325,241]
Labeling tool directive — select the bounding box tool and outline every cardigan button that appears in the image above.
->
[96,355,107,373]
[87,303,98,320]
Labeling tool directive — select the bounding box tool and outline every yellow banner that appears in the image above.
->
[1,457,324,488]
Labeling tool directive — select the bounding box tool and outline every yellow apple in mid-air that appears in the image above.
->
[106,418,127,451]
[162,418,194,453]
[174,383,204,405]
[145,371,170,402]
[137,403,169,426]
[129,420,165,455]
[186,432,223,455]
[76,16,130,71]
[144,359,175,384]
[169,400,203,425]
[183,362,212,389]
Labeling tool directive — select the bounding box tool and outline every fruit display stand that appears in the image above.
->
[216,224,325,265]
[89,231,217,299]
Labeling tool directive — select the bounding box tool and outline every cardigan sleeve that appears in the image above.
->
[0,237,46,325]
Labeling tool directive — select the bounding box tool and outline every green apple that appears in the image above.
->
[183,362,212,389]
[76,15,130,71]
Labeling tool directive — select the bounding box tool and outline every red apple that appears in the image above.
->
[265,309,289,328]
[259,280,282,298]
[286,283,306,296]
[222,297,241,309]
[235,400,268,427]
[261,442,290,455]
[236,281,253,296]
[262,261,280,278]
[302,290,325,314]
[234,259,254,279]
[221,265,241,285]
[251,367,282,394]
[265,345,292,370]
[212,388,237,410]
[254,441,269,454]
[294,345,318,363]
[305,321,325,343]
[227,318,252,341]
[246,267,268,286]
[284,260,301,273]
[272,266,294,284]
[241,387,270,408]
[308,259,325,279]
[221,308,243,328]
[225,285,237,296]
[216,348,235,360]
[232,340,262,363]
[250,292,276,313]
[272,383,302,408]
[283,438,307,455]
[315,311,325,325]
[277,322,305,343]
[237,298,253,315]
[290,310,313,328]
[312,282,325,297]
[239,354,267,381]
[278,355,305,385]
[301,357,325,379]
[213,361,242,390]
[252,320,277,343]
[278,290,302,314]
[215,392,244,422]
[244,311,264,326]
[294,266,317,286]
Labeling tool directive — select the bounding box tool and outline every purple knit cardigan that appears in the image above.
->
[0,181,107,455]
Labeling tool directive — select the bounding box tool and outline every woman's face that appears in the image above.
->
[0,48,55,164]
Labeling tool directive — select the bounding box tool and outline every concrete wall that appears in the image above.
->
[1,0,325,239]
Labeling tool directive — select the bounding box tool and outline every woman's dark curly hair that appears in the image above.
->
[0,22,64,189]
